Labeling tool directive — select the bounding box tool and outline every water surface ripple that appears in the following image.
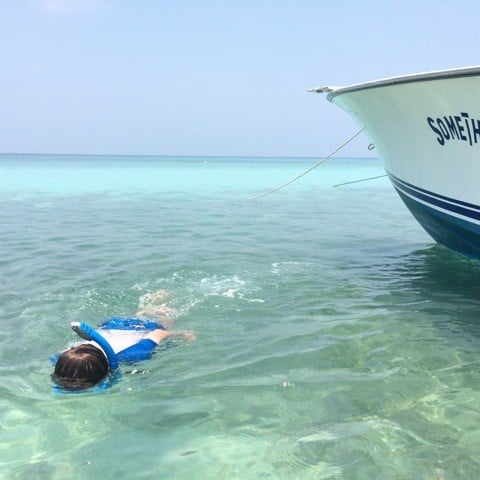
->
[1,155,480,479]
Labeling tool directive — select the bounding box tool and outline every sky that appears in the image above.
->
[1,0,480,157]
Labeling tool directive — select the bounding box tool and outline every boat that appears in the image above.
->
[311,66,480,259]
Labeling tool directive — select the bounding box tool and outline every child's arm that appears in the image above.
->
[145,329,196,344]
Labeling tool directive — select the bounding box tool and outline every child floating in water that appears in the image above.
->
[52,291,195,392]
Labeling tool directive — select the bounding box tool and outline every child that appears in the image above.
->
[52,291,195,392]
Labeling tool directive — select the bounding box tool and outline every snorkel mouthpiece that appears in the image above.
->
[70,322,119,370]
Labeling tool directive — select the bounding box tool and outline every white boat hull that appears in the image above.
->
[322,67,480,258]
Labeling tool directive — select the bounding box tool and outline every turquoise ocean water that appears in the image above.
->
[2,154,480,479]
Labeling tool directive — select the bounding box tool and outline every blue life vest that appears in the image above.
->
[52,317,166,394]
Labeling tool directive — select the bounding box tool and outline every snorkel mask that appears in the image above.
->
[52,322,120,394]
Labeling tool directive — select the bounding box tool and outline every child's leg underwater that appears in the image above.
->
[136,290,176,329]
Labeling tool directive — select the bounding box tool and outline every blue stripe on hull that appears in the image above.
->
[389,172,480,213]
[390,176,480,221]
[394,188,480,259]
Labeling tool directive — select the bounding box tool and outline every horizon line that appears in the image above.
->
[0,151,378,160]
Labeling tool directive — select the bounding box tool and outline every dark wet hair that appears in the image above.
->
[52,344,109,391]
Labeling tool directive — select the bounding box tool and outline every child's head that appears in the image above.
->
[52,344,109,391]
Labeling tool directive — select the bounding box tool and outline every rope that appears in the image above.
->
[250,127,365,200]
[333,174,387,188]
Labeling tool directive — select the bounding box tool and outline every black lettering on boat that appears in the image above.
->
[472,118,480,144]
[427,117,445,145]
[461,112,473,145]
[455,116,467,141]
[437,118,450,139]
[443,116,459,139]
[427,113,480,146]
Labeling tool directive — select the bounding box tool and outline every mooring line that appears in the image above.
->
[250,127,365,200]
[333,174,387,188]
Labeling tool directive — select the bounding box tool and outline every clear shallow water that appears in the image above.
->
[2,155,480,479]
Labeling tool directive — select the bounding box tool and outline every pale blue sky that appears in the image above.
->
[1,1,479,157]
